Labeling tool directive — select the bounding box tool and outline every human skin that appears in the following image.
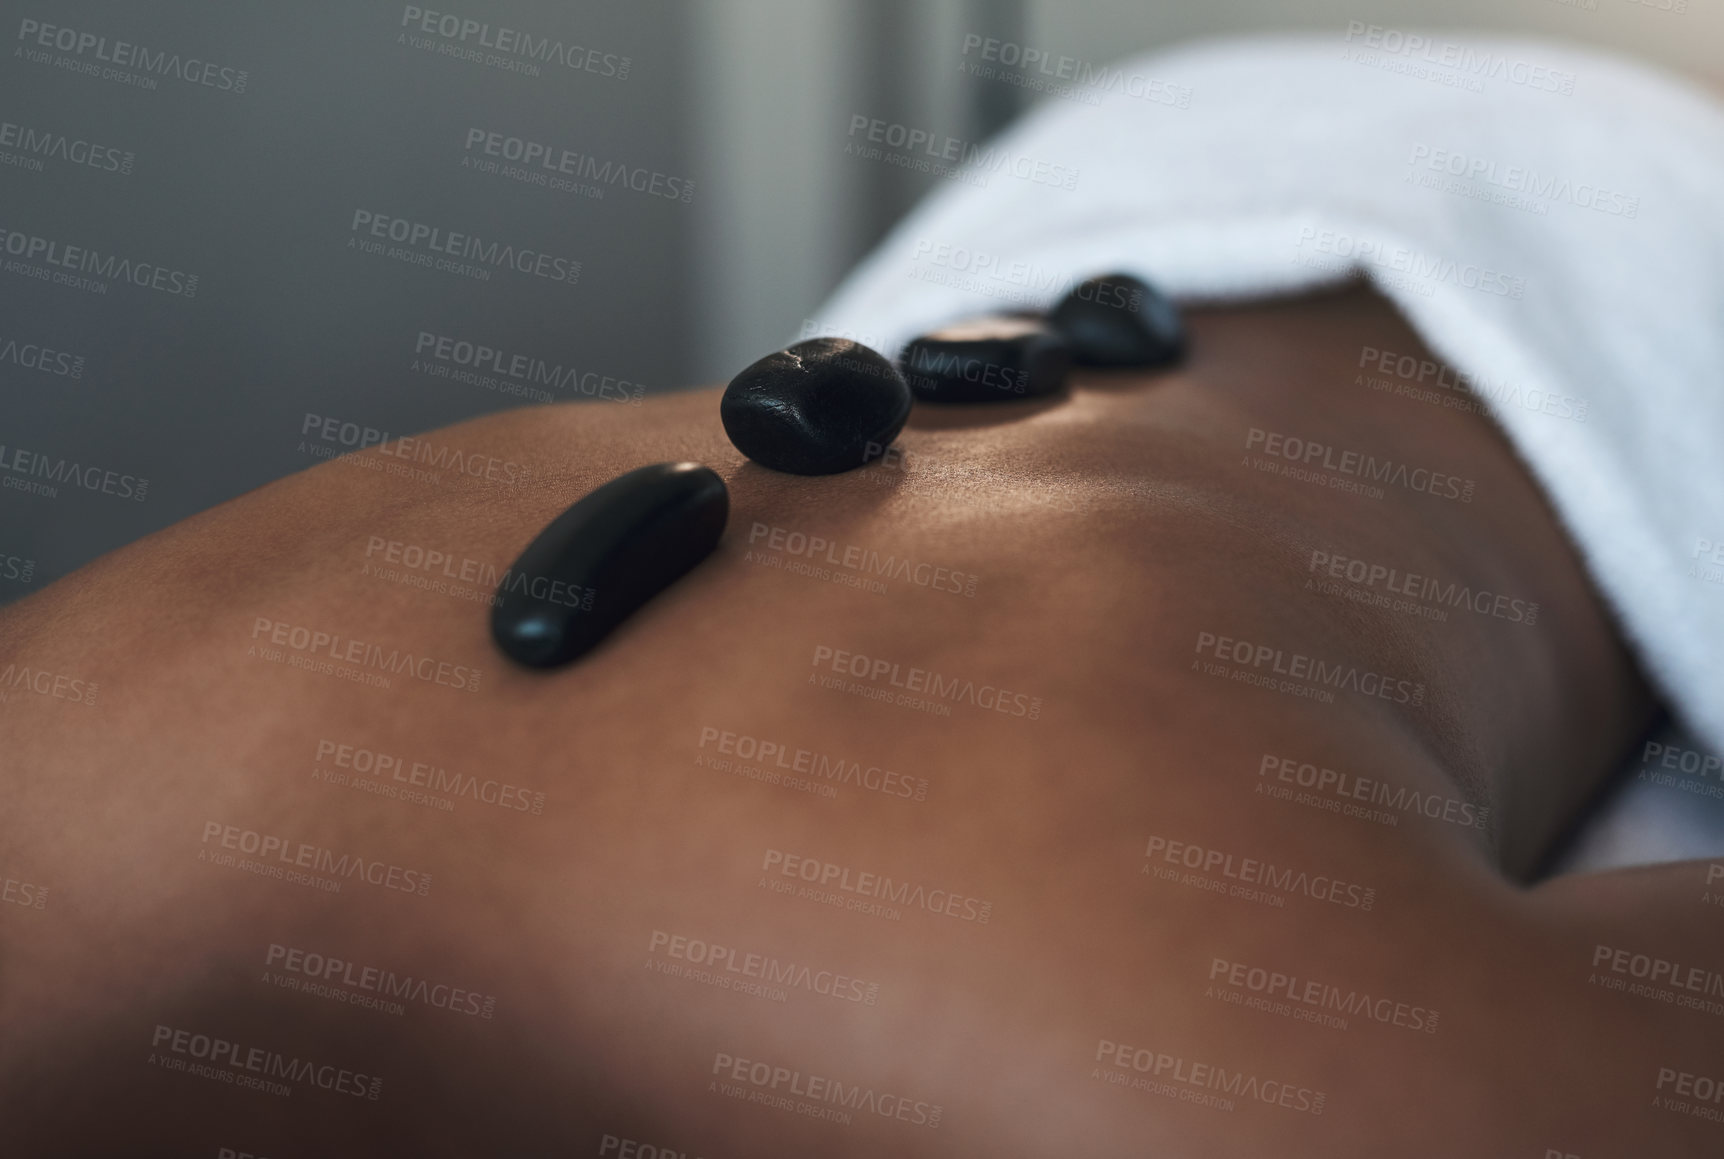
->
[1,285,1719,1157]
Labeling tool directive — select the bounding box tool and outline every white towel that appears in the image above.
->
[814,33,1724,761]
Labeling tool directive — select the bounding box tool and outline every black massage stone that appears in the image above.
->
[491,462,728,668]
[720,338,911,475]
[1048,272,1185,368]
[899,316,1071,403]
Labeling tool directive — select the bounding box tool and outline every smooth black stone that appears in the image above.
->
[491,462,728,668]
[899,316,1071,404]
[720,338,911,475]
[1047,272,1185,367]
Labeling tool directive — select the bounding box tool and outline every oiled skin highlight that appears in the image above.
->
[0,287,1717,1158]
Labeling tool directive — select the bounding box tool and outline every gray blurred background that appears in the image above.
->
[2,0,1718,599]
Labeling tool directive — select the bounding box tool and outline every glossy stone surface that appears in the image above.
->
[899,316,1071,403]
[491,462,728,668]
[1047,272,1186,368]
[720,338,911,474]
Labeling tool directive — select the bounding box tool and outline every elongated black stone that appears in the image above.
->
[720,338,911,475]
[899,317,1071,403]
[1048,272,1185,368]
[491,462,728,668]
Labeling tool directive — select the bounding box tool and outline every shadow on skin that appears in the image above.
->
[1062,365,1186,394]
[720,458,905,510]
[901,393,1070,432]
